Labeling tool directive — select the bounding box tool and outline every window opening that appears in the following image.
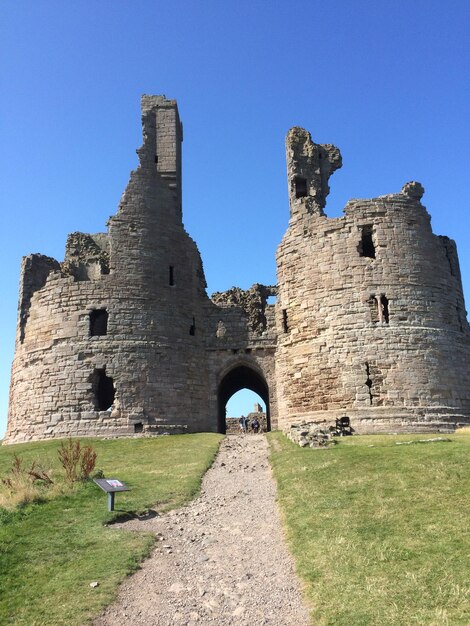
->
[368,295,389,324]
[189,316,196,336]
[266,295,277,305]
[294,176,308,199]
[359,225,375,258]
[379,295,389,324]
[91,368,115,411]
[134,422,143,433]
[155,155,158,164]
[282,309,289,333]
[169,265,175,286]
[365,362,373,405]
[89,309,108,336]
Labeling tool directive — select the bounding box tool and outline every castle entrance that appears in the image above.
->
[217,365,271,434]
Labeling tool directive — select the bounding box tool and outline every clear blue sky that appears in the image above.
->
[1,1,469,437]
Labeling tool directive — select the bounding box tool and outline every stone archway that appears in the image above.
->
[217,364,271,434]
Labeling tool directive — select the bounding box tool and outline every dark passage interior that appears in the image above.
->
[89,309,108,336]
[294,176,308,198]
[217,365,270,434]
[359,225,375,258]
[91,368,115,411]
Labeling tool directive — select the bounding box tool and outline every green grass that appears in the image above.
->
[0,434,222,626]
[268,430,470,626]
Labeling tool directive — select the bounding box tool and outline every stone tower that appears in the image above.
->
[5,96,470,443]
[7,97,212,441]
[276,128,470,431]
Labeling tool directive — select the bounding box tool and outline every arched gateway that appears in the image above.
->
[217,364,271,434]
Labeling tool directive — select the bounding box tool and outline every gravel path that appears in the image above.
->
[94,434,310,626]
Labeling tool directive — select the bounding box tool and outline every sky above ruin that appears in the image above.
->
[1,0,469,437]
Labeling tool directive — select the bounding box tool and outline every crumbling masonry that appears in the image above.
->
[5,96,470,443]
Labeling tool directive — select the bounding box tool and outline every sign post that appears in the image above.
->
[93,478,130,511]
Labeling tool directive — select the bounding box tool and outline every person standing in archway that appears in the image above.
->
[239,415,248,434]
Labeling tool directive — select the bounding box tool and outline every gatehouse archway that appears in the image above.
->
[217,364,271,434]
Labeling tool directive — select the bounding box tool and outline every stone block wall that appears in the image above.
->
[5,96,470,443]
[275,131,470,432]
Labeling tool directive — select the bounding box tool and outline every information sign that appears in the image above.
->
[93,478,130,511]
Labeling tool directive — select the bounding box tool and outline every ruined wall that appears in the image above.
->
[6,97,213,442]
[204,285,278,431]
[275,129,470,432]
[5,97,277,444]
[5,98,470,443]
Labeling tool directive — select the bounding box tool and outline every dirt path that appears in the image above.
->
[94,435,310,626]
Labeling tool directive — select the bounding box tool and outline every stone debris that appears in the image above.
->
[93,435,310,626]
[285,423,337,448]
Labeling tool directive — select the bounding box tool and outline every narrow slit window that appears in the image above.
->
[380,295,389,324]
[89,309,108,336]
[365,362,373,405]
[282,309,289,333]
[294,176,308,199]
[189,316,196,336]
[359,225,376,258]
[169,265,175,286]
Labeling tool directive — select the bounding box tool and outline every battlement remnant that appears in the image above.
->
[5,96,470,444]
[286,127,342,216]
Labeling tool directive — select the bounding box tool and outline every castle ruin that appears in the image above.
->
[5,95,470,443]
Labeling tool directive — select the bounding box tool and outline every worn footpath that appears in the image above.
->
[94,434,310,626]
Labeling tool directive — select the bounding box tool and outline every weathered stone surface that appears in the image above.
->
[275,127,470,433]
[211,284,276,334]
[285,422,337,448]
[5,95,470,443]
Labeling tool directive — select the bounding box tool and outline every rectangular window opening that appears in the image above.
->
[89,309,108,336]
[169,265,175,286]
[359,225,376,258]
[294,176,308,199]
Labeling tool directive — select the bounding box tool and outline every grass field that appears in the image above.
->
[0,434,222,626]
[269,430,470,626]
